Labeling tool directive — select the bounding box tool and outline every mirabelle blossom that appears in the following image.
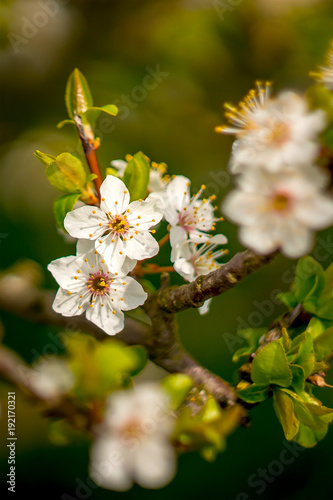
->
[48,240,147,335]
[164,175,222,260]
[89,384,176,491]
[173,234,228,314]
[223,167,333,258]
[64,176,164,272]
[216,83,326,172]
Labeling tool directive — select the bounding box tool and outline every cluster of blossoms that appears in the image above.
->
[49,156,228,328]
[216,80,333,258]
[48,177,164,335]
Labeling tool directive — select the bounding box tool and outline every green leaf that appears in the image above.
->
[251,339,292,387]
[294,257,325,304]
[290,364,305,393]
[273,389,299,440]
[292,333,314,378]
[34,150,56,166]
[122,151,150,201]
[313,326,333,361]
[161,374,194,410]
[281,327,292,352]
[277,291,298,309]
[53,193,81,231]
[294,422,328,448]
[232,346,252,364]
[86,173,98,184]
[83,104,118,128]
[237,384,269,403]
[105,167,120,177]
[306,317,327,340]
[45,153,87,194]
[57,119,75,129]
[315,297,333,320]
[65,68,93,119]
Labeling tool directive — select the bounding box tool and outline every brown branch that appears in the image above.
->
[74,113,103,198]
[142,274,237,406]
[158,249,276,313]
[0,345,93,432]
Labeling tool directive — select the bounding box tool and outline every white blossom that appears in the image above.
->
[64,176,164,272]
[48,240,147,336]
[89,384,176,491]
[223,167,333,258]
[164,175,221,260]
[173,234,228,314]
[30,358,75,399]
[311,41,333,90]
[216,83,326,172]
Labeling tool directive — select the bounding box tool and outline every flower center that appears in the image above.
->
[108,214,130,234]
[272,193,290,212]
[120,419,145,441]
[270,121,289,145]
[87,272,110,295]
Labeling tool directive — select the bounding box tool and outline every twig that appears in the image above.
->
[74,113,103,198]
[158,249,276,313]
[0,346,93,432]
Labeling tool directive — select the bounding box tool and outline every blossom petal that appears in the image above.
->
[100,175,130,215]
[199,298,212,315]
[174,258,195,282]
[48,255,81,289]
[125,231,159,261]
[90,437,132,491]
[64,205,107,240]
[118,276,147,311]
[165,175,190,224]
[134,439,176,489]
[95,234,126,272]
[170,226,187,261]
[280,222,314,259]
[86,297,124,335]
[52,287,88,317]
[294,194,333,230]
[127,197,164,230]
[239,224,279,255]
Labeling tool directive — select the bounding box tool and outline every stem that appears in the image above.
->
[73,113,103,199]
[158,233,170,248]
[141,265,175,274]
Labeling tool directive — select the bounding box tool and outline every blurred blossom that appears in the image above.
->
[89,384,176,491]
[30,358,75,399]
[223,167,333,258]
[311,41,333,90]
[216,83,326,173]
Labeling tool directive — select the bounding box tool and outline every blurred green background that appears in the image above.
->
[1,0,333,498]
